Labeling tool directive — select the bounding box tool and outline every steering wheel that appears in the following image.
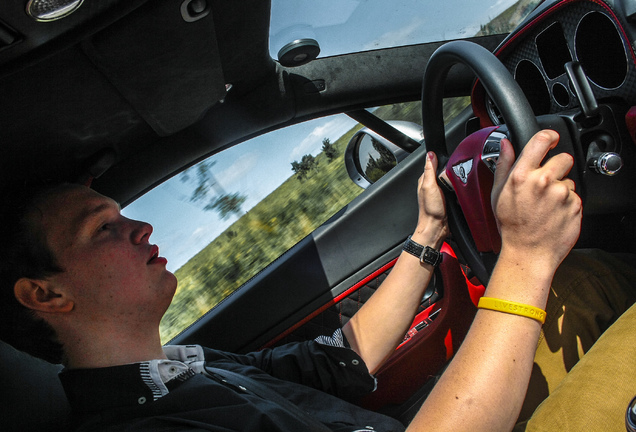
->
[421,40,541,284]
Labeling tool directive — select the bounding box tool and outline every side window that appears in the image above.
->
[123,113,361,342]
[372,98,470,125]
[123,99,468,342]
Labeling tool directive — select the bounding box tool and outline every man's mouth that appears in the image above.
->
[147,244,169,267]
[148,245,164,264]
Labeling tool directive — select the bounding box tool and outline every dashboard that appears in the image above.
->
[473,0,636,126]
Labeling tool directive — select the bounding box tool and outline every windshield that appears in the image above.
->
[269,0,541,59]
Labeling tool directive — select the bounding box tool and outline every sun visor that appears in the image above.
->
[81,0,225,136]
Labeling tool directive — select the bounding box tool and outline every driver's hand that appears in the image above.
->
[491,130,582,272]
[413,151,449,248]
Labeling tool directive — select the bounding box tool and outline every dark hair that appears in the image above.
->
[0,184,67,364]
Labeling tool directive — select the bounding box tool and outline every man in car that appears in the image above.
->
[1,130,635,431]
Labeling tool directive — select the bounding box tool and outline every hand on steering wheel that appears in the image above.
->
[493,130,582,273]
[421,40,580,283]
[413,151,449,249]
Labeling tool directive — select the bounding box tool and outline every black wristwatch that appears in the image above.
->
[402,235,443,267]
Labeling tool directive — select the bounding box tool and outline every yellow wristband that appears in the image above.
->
[477,297,546,324]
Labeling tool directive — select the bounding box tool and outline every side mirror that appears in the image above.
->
[344,121,423,188]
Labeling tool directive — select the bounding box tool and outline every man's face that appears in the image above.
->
[36,185,177,326]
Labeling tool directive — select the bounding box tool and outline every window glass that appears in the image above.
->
[269,0,542,59]
[124,114,362,342]
[123,99,469,342]
[371,98,471,125]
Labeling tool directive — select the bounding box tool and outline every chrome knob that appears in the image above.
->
[589,152,623,176]
[627,395,636,432]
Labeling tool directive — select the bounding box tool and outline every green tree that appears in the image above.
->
[206,192,247,220]
[364,139,397,182]
[290,160,305,181]
[291,154,319,181]
[180,160,247,219]
[321,138,339,162]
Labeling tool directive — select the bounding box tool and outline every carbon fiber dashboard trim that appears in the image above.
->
[480,0,636,123]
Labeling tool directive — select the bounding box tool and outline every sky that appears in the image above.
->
[122,114,358,272]
[123,0,523,272]
[269,0,518,58]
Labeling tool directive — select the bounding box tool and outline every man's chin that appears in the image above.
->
[158,271,178,299]
[166,272,178,292]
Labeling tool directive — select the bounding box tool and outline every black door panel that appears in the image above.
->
[173,145,431,352]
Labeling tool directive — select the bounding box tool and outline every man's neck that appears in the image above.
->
[58,323,167,369]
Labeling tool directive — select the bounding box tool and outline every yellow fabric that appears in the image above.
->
[514,249,636,431]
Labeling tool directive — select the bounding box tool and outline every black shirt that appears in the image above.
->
[59,341,406,431]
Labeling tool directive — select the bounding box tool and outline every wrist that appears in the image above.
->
[498,245,561,279]
[403,236,443,267]
[486,248,556,309]
[411,222,446,250]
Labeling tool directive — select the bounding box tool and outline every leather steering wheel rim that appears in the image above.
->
[421,40,540,284]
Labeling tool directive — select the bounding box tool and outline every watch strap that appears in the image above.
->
[403,235,442,267]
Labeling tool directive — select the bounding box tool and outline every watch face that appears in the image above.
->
[421,246,441,266]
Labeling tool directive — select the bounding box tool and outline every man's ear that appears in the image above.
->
[14,278,74,314]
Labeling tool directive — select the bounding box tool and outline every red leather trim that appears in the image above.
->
[471,81,492,128]
[332,259,399,304]
[446,127,502,253]
[444,329,454,360]
[360,250,477,410]
[260,258,399,349]
[625,107,636,146]
[442,242,485,306]
[260,243,483,411]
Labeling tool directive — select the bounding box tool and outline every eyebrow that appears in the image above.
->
[73,200,121,238]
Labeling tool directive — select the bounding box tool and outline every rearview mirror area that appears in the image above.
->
[345,121,423,188]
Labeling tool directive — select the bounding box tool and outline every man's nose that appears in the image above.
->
[131,220,153,244]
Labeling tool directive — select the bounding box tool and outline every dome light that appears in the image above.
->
[26,0,84,22]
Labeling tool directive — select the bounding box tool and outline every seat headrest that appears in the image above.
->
[0,340,71,432]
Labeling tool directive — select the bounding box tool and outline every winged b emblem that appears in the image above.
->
[452,159,473,184]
